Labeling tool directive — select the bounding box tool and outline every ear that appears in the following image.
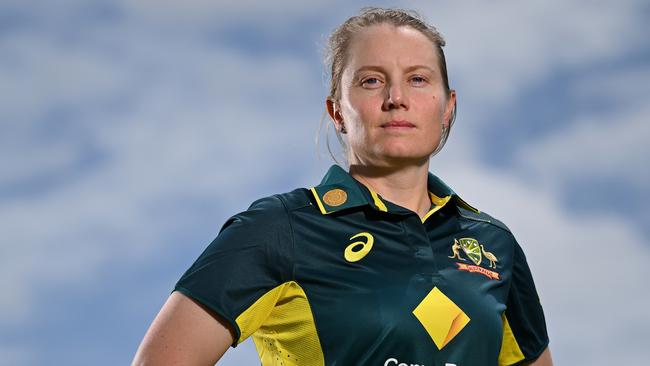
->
[326,97,344,125]
[443,89,457,129]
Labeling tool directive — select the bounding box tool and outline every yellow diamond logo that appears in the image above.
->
[412,287,470,350]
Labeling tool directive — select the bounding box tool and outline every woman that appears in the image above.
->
[133,7,552,366]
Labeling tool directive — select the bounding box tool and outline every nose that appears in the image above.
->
[382,82,408,111]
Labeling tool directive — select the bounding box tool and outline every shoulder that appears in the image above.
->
[454,204,522,261]
[456,204,514,236]
[210,192,302,269]
[224,188,313,231]
[271,188,314,212]
[245,188,312,212]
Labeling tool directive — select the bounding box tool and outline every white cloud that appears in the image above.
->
[118,0,333,37]
[0,5,323,328]
[0,31,131,124]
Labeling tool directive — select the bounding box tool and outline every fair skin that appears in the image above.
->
[133,22,552,366]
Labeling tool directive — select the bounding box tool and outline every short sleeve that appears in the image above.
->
[173,195,294,346]
[498,240,549,366]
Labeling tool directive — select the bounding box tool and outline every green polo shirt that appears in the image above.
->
[174,165,549,366]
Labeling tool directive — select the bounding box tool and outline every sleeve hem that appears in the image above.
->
[172,285,242,348]
[509,341,550,366]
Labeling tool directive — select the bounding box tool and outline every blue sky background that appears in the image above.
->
[1,0,649,365]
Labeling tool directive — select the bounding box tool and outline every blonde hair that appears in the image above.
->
[318,7,457,165]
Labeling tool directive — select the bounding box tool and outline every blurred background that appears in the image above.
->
[1,0,649,364]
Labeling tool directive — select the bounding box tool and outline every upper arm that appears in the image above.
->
[131,291,234,366]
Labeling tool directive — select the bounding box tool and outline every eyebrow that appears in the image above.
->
[352,65,436,79]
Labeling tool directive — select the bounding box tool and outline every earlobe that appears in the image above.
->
[340,122,347,134]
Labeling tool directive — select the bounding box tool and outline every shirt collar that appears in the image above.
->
[310,164,479,215]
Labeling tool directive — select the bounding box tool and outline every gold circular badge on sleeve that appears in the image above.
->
[323,188,347,207]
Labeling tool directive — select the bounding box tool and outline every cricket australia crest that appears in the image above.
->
[448,237,500,280]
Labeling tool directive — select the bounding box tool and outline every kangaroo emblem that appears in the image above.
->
[448,239,466,261]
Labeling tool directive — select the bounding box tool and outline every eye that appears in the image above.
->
[409,75,428,86]
[361,77,383,88]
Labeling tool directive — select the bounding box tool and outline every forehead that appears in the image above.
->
[345,24,439,71]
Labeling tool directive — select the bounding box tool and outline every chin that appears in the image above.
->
[379,144,435,160]
[375,148,433,165]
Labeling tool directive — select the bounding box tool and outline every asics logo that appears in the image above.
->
[344,232,374,262]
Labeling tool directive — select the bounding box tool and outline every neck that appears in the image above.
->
[348,162,432,219]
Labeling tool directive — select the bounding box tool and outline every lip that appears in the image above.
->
[381,120,416,128]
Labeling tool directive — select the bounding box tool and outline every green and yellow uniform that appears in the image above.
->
[174,165,549,366]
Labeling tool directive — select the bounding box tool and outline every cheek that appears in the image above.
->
[340,101,361,127]
[409,92,442,123]
[342,96,378,127]
[424,93,447,120]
